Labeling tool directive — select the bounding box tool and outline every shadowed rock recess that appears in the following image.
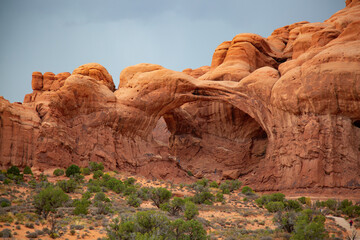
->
[1,1,360,193]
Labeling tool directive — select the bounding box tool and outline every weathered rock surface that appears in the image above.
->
[1,2,360,193]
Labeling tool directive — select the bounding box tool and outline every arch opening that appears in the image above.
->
[151,100,268,180]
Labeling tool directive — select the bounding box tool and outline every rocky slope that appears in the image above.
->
[1,0,360,192]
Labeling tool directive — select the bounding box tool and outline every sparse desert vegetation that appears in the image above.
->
[0,164,359,239]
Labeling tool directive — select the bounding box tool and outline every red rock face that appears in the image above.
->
[1,3,360,193]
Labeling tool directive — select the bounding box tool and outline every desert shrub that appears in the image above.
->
[23,166,32,175]
[102,173,112,181]
[0,229,12,238]
[107,211,207,240]
[291,209,327,240]
[215,192,224,202]
[0,213,14,223]
[0,198,11,208]
[342,205,360,218]
[274,210,298,233]
[149,187,172,208]
[193,190,214,205]
[124,177,136,186]
[187,170,194,176]
[220,183,230,194]
[93,170,104,179]
[171,218,207,240]
[340,199,353,211]
[123,186,137,196]
[256,193,285,207]
[57,179,77,193]
[241,186,254,195]
[324,199,338,211]
[87,179,102,193]
[285,199,303,212]
[94,192,109,202]
[72,173,85,183]
[126,194,142,208]
[94,192,111,215]
[298,197,306,204]
[73,199,90,215]
[184,201,199,220]
[81,167,91,175]
[209,181,219,188]
[33,186,69,219]
[137,187,150,201]
[65,164,81,177]
[160,197,185,216]
[196,178,209,188]
[102,177,125,194]
[89,161,104,172]
[53,169,64,176]
[7,166,20,176]
[82,191,92,200]
[219,179,242,194]
[265,201,285,213]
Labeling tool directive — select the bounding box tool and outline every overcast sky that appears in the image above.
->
[0,0,345,103]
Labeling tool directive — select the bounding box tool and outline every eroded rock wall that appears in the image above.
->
[1,2,360,192]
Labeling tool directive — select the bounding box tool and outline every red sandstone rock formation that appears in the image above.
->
[1,2,360,193]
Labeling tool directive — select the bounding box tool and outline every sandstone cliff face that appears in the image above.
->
[1,2,360,192]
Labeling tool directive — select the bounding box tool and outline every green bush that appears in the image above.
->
[291,209,327,240]
[137,187,150,201]
[81,167,91,176]
[57,179,78,193]
[23,166,32,175]
[93,192,111,215]
[94,192,109,202]
[193,190,214,205]
[196,178,209,187]
[160,197,185,216]
[126,194,142,208]
[285,200,303,212]
[65,164,81,177]
[93,170,104,179]
[82,191,92,200]
[89,161,104,172]
[187,170,194,176]
[324,199,338,211]
[184,201,199,220]
[0,198,11,208]
[298,197,306,204]
[342,205,360,218]
[107,210,207,240]
[7,166,20,176]
[149,187,172,208]
[73,199,90,215]
[241,186,254,195]
[219,180,242,194]
[87,180,102,193]
[274,211,298,233]
[220,183,230,194]
[265,201,285,213]
[256,193,285,207]
[53,169,64,176]
[172,218,207,240]
[215,192,224,202]
[123,186,137,196]
[209,181,219,188]
[33,185,69,219]
[339,199,352,211]
[124,177,136,186]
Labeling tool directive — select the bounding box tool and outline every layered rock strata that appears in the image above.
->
[1,1,360,192]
